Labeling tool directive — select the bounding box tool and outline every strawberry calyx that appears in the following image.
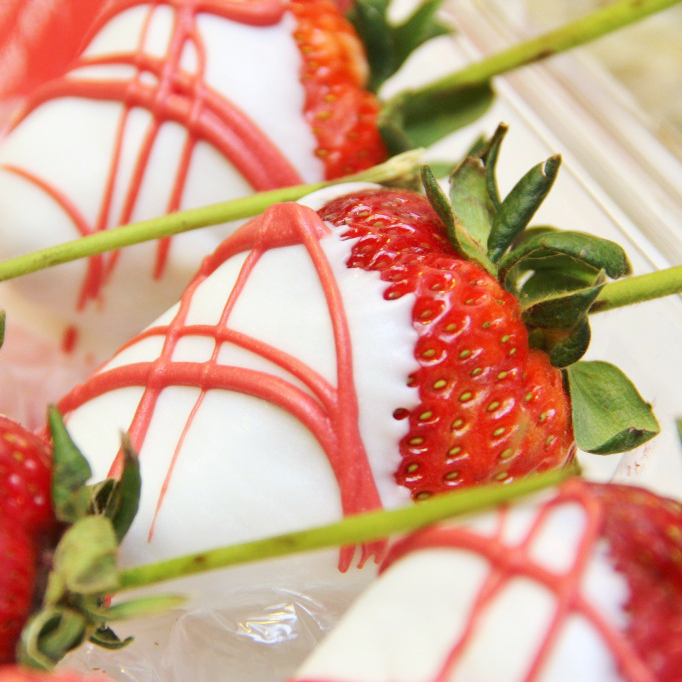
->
[18,408,181,671]
[418,125,658,456]
[420,124,629,367]
[371,0,682,155]
[345,0,495,156]
[346,0,451,93]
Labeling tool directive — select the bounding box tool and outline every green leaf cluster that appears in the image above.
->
[421,124,561,277]
[420,125,658,456]
[19,408,180,671]
[348,0,495,153]
[347,0,451,93]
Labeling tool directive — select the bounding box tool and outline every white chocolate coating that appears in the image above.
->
[0,2,322,359]
[293,494,631,682]
[64,185,418,604]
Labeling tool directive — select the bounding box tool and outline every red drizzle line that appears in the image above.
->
[5,0,303,323]
[59,202,387,570]
[376,478,655,682]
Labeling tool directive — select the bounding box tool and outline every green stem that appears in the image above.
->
[0,150,421,283]
[390,0,681,105]
[117,467,571,591]
[592,265,682,313]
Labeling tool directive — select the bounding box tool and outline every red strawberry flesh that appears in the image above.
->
[0,416,53,535]
[0,526,35,664]
[289,0,387,178]
[594,483,682,681]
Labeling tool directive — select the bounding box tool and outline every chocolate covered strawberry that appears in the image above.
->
[0,0,387,360]
[291,478,682,682]
[0,0,664,368]
[54,132,656,606]
[318,185,574,499]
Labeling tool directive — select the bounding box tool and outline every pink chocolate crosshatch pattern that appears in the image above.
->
[58,202,389,570]
[2,0,304,315]
[294,480,665,682]
[378,481,651,682]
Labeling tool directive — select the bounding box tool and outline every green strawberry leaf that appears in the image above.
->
[421,165,496,275]
[422,164,457,234]
[0,309,5,349]
[348,0,450,92]
[436,124,507,252]
[88,477,117,516]
[511,224,557,246]
[549,317,591,368]
[49,405,92,524]
[379,82,495,155]
[566,361,660,454]
[347,0,394,91]
[543,317,592,368]
[88,626,133,650]
[50,516,119,598]
[377,96,414,156]
[478,123,507,211]
[19,608,87,670]
[104,435,141,543]
[499,230,631,285]
[449,157,495,249]
[522,278,604,330]
[487,155,561,262]
[516,267,599,303]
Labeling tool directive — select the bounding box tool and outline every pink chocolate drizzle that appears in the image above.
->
[294,480,654,682]
[1,0,304,335]
[59,202,388,570]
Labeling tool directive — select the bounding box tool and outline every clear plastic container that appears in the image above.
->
[39,2,682,679]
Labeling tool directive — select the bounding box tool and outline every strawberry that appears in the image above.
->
[318,186,575,499]
[52,130,655,606]
[0,0,467,369]
[291,478,682,682]
[0,667,113,681]
[0,416,54,535]
[0,408,147,671]
[0,526,35,664]
[0,415,55,664]
[0,0,395,364]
